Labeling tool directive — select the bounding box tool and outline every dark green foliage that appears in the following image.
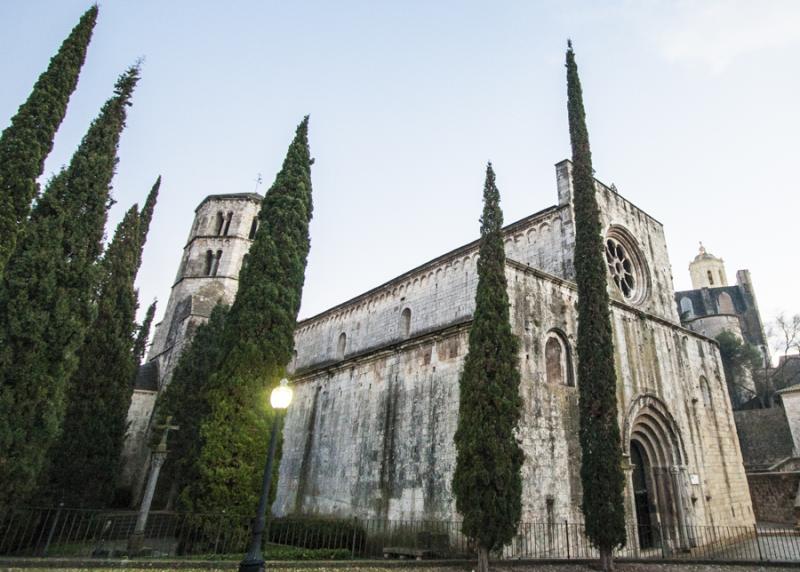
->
[452,163,524,559]
[566,42,627,559]
[0,67,139,509]
[133,300,158,365]
[136,176,160,266]
[129,178,161,366]
[153,304,230,507]
[180,117,314,516]
[716,331,762,381]
[0,6,97,276]
[43,202,144,506]
[716,330,763,406]
[129,177,160,365]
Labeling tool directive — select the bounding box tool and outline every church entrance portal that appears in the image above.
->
[631,440,655,549]
[626,395,694,553]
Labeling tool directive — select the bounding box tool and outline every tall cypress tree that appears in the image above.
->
[452,163,523,572]
[566,41,626,571]
[44,204,143,506]
[0,66,140,508]
[136,176,160,266]
[0,6,98,276]
[133,300,158,365]
[152,304,229,507]
[130,177,160,366]
[180,116,313,515]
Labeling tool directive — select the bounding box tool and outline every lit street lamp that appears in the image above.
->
[239,378,293,572]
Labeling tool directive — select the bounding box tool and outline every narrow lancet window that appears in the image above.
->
[204,250,214,276]
[401,308,411,338]
[210,250,222,276]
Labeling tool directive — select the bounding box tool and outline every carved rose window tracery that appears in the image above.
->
[605,237,636,299]
[603,229,649,305]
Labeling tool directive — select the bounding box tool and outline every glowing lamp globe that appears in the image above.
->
[270,379,293,410]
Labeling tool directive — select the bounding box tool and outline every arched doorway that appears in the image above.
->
[630,441,655,549]
[625,395,694,553]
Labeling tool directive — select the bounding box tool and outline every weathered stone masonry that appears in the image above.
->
[273,161,754,543]
[125,160,754,547]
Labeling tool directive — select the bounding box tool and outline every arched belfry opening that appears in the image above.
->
[625,395,694,553]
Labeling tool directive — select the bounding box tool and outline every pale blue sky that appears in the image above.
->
[2,1,798,350]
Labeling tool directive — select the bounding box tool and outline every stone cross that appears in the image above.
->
[128,416,179,553]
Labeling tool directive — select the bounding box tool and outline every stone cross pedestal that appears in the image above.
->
[127,416,179,554]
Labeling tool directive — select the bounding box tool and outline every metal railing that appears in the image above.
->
[1,507,799,563]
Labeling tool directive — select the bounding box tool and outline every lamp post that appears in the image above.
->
[239,378,293,572]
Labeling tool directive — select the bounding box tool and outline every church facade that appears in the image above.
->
[125,159,753,551]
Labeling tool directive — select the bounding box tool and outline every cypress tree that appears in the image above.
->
[152,304,230,507]
[0,66,140,508]
[180,116,314,515]
[133,300,158,365]
[452,163,523,572]
[130,177,160,365]
[0,6,98,276]
[136,176,160,266]
[566,41,626,571]
[44,204,143,506]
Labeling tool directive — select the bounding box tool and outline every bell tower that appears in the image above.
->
[146,192,263,387]
[689,243,728,289]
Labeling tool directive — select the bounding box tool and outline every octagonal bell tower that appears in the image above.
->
[146,192,263,388]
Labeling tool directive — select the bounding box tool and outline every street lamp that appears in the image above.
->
[239,378,293,572]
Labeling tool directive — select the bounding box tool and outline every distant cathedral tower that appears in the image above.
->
[675,244,768,408]
[689,243,728,288]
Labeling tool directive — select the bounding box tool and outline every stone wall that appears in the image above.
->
[118,388,157,497]
[275,261,754,531]
[276,162,753,535]
[734,408,793,470]
[747,472,800,524]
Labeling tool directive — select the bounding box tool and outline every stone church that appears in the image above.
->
[674,245,769,408]
[123,158,754,551]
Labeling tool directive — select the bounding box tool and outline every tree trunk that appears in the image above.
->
[599,546,615,571]
[477,545,489,572]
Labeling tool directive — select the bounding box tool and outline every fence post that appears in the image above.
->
[42,503,64,556]
[753,523,764,562]
[564,520,570,559]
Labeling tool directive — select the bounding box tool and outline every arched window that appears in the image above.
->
[401,308,411,338]
[222,211,233,236]
[248,216,258,239]
[707,270,714,285]
[337,332,347,359]
[545,331,574,386]
[718,292,734,314]
[215,211,225,235]
[204,250,214,276]
[680,297,695,319]
[700,375,712,407]
[210,250,222,276]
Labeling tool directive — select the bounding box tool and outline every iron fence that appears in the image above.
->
[1,507,799,563]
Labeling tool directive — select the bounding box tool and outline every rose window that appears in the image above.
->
[605,237,636,299]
